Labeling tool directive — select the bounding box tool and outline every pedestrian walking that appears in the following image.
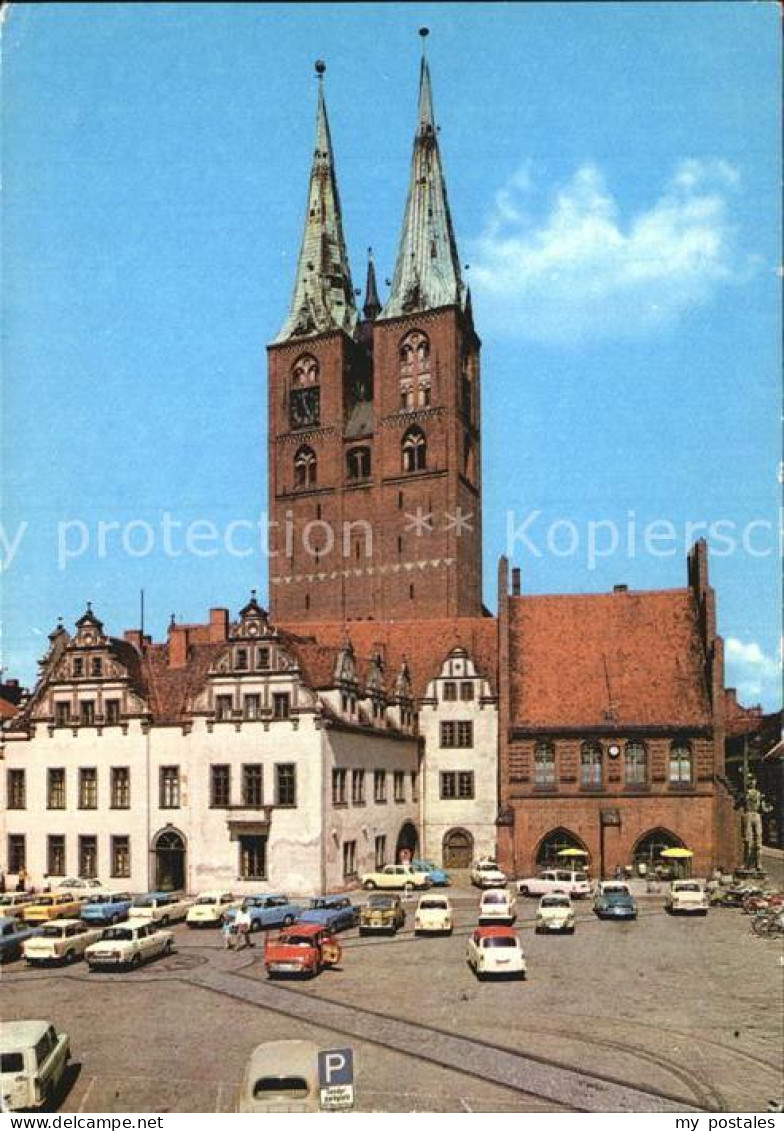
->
[235,906,253,949]
[222,918,236,951]
[0,871,6,894]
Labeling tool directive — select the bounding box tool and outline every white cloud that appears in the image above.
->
[725,637,782,708]
[469,159,752,343]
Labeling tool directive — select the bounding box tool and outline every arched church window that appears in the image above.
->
[290,355,320,429]
[668,741,692,785]
[399,331,431,412]
[402,426,427,473]
[294,445,317,488]
[291,354,319,387]
[346,446,371,480]
[580,741,603,789]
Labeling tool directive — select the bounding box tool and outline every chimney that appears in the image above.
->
[511,568,521,597]
[169,624,189,669]
[209,608,229,643]
[124,629,144,650]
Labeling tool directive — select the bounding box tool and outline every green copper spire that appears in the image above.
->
[275,62,357,343]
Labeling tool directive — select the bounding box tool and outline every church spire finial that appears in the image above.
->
[362,246,382,321]
[274,61,357,343]
[380,34,465,320]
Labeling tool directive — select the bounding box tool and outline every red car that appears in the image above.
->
[263,922,341,979]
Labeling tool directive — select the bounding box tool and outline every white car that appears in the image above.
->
[186,891,238,928]
[479,887,516,923]
[22,918,103,965]
[85,921,174,969]
[414,894,453,934]
[665,880,709,916]
[55,877,104,893]
[466,926,526,980]
[0,1020,70,1111]
[517,869,592,900]
[535,893,576,933]
[360,864,431,891]
[470,860,508,888]
[127,891,192,926]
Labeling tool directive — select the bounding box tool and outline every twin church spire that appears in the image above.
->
[277,42,464,343]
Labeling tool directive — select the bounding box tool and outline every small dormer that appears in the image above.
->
[365,648,387,723]
[74,604,106,648]
[235,590,270,640]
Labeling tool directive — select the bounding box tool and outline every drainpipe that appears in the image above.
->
[145,723,152,890]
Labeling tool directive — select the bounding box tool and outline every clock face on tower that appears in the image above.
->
[289,387,320,430]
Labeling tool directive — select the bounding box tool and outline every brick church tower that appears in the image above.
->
[268,51,483,623]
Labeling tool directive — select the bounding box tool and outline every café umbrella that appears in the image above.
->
[659,848,693,859]
[556,848,589,858]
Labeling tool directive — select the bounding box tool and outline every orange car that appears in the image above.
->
[21,894,84,924]
[264,922,341,978]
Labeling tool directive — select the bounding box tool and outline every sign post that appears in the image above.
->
[318,1047,355,1111]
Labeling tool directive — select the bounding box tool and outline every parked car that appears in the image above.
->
[466,926,526,980]
[665,880,709,916]
[80,892,133,927]
[55,878,104,893]
[358,893,406,935]
[239,1040,321,1113]
[264,923,341,979]
[479,887,516,923]
[23,919,103,965]
[0,916,43,963]
[21,894,84,924]
[535,893,576,933]
[186,891,238,928]
[223,894,304,932]
[0,1020,70,1111]
[594,887,637,920]
[298,896,358,932]
[517,870,592,900]
[360,864,431,891]
[410,859,451,886]
[127,891,191,926]
[0,892,36,919]
[85,921,174,969]
[414,894,453,935]
[470,860,508,889]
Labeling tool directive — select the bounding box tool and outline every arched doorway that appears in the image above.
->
[632,828,688,876]
[153,828,186,892]
[395,821,418,863]
[443,827,474,869]
[535,828,590,869]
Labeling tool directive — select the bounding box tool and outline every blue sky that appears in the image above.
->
[2,3,781,708]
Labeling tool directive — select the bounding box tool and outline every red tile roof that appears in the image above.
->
[508,589,712,729]
[280,617,499,701]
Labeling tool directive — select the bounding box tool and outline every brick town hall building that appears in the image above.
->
[1,54,740,893]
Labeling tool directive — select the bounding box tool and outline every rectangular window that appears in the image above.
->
[394,770,405,802]
[111,767,130,809]
[235,648,248,671]
[239,834,267,880]
[410,771,419,802]
[79,835,97,878]
[351,769,365,805]
[111,835,130,879]
[105,699,121,724]
[534,744,556,788]
[440,771,475,800]
[256,647,270,670]
[79,768,98,810]
[7,769,25,809]
[242,764,263,807]
[79,701,95,726]
[332,768,347,806]
[91,658,103,677]
[47,834,66,877]
[211,765,231,808]
[273,692,291,719]
[48,768,66,810]
[73,658,84,677]
[215,694,233,721]
[275,764,297,808]
[374,770,387,803]
[159,766,180,809]
[8,834,26,875]
[440,721,474,748]
[442,681,457,702]
[243,694,261,720]
[374,835,386,869]
[55,701,71,726]
[460,681,475,701]
[342,839,357,878]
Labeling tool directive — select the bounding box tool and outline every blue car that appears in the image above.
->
[297,896,358,932]
[223,894,304,932]
[411,860,451,887]
[594,890,638,920]
[81,891,134,926]
[0,916,42,963]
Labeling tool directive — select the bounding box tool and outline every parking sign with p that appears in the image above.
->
[318,1047,355,1111]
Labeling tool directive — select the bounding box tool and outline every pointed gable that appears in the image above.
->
[381,51,465,320]
[274,62,357,343]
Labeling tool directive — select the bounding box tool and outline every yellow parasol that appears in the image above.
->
[557,848,589,857]
[659,848,693,858]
